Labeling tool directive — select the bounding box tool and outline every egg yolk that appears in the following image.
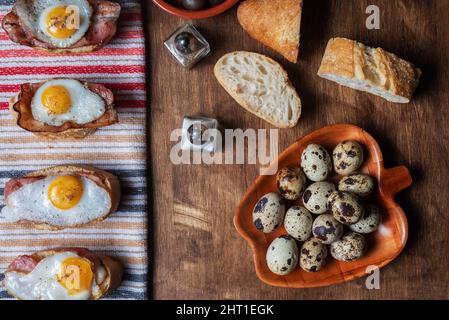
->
[45,5,78,39]
[48,176,83,210]
[41,85,72,115]
[57,257,94,295]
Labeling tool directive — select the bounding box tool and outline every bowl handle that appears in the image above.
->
[381,166,413,197]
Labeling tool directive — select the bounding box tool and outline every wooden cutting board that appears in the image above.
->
[145,0,449,299]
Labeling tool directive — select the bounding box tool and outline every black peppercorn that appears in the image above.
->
[187,123,208,145]
[174,32,200,54]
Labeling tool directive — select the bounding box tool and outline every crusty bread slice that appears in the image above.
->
[4,165,121,230]
[3,248,123,300]
[317,37,421,103]
[214,51,301,128]
[237,0,303,63]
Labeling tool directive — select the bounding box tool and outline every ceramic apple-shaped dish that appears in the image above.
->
[234,124,412,288]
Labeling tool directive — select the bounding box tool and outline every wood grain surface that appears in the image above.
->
[145,0,449,299]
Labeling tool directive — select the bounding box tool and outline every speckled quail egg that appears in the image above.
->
[312,214,343,244]
[338,173,375,197]
[333,141,364,175]
[302,182,336,214]
[349,204,381,234]
[300,144,332,182]
[330,232,367,261]
[252,192,285,233]
[284,206,313,241]
[276,166,306,200]
[299,238,328,272]
[266,235,298,275]
[327,191,364,225]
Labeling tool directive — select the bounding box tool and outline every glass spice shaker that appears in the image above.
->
[164,23,211,69]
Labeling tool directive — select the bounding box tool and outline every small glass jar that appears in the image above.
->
[181,116,219,152]
[164,23,211,69]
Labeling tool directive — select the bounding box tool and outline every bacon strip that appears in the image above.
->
[3,176,44,199]
[6,255,39,273]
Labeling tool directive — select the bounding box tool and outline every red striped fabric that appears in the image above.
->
[0,0,148,300]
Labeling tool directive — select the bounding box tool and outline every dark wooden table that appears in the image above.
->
[145,0,449,299]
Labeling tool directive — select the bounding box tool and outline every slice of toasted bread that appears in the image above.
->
[2,0,121,54]
[3,248,124,300]
[237,0,303,63]
[3,165,121,230]
[214,51,301,128]
[9,80,118,139]
[317,38,421,103]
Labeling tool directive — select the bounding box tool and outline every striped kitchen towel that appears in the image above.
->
[0,0,148,299]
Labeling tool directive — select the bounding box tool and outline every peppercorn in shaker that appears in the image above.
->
[164,24,210,69]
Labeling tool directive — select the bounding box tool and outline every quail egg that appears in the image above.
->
[312,214,343,244]
[330,232,367,261]
[327,191,364,225]
[266,235,298,275]
[302,182,336,214]
[276,166,306,200]
[300,144,332,182]
[332,141,364,175]
[284,206,313,241]
[338,173,375,197]
[349,204,381,234]
[299,238,328,272]
[252,192,285,233]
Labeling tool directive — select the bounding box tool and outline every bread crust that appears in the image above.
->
[317,37,421,103]
[4,248,123,300]
[237,0,302,63]
[214,51,301,128]
[5,165,121,230]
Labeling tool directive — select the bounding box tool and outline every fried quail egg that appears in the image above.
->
[330,232,367,262]
[31,79,106,126]
[338,173,375,197]
[29,0,93,48]
[302,181,336,214]
[348,204,381,234]
[312,214,343,244]
[276,166,306,200]
[300,144,332,182]
[299,238,328,272]
[3,252,103,300]
[327,191,364,225]
[332,141,364,175]
[284,206,312,241]
[252,192,285,233]
[266,235,298,275]
[2,175,111,227]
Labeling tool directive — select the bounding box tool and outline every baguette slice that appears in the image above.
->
[2,0,121,54]
[317,37,421,103]
[2,165,121,230]
[3,248,123,300]
[237,0,303,63]
[9,80,118,140]
[214,51,301,128]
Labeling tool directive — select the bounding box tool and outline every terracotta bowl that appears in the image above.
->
[152,0,240,19]
[234,124,412,288]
